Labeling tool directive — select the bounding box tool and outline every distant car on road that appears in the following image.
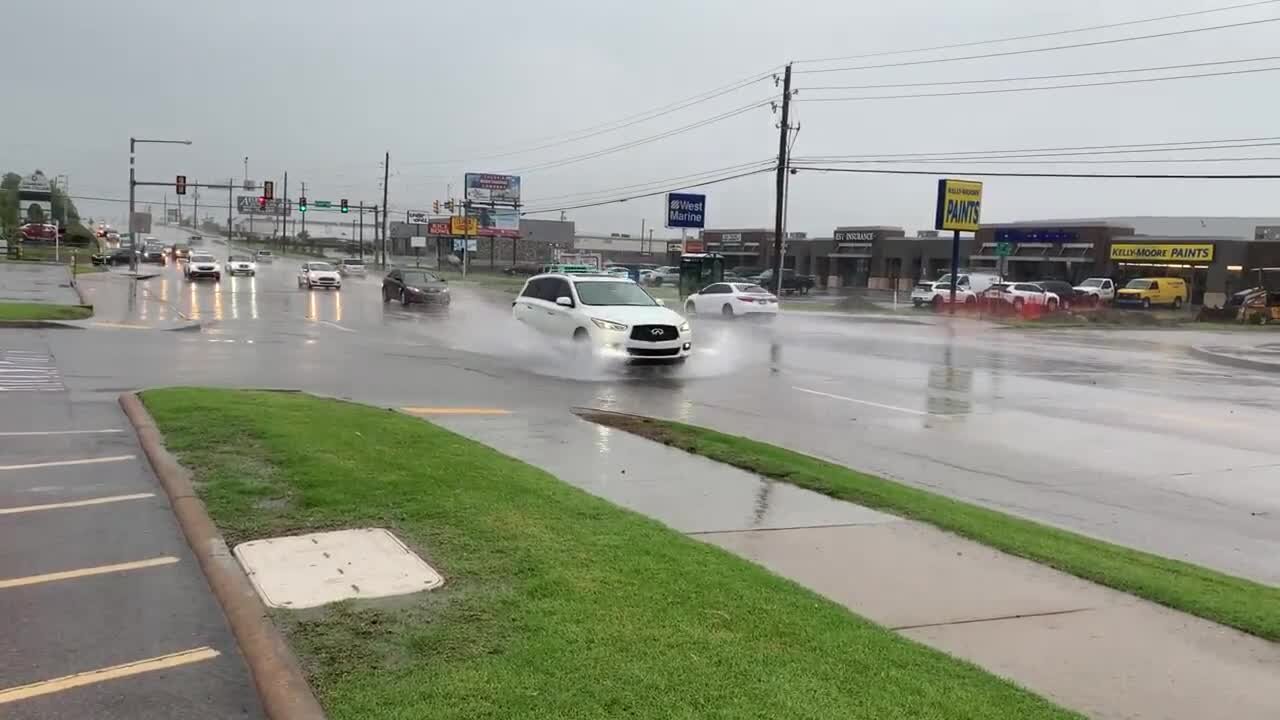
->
[255,249,274,264]
[170,243,191,261]
[603,266,632,279]
[91,248,134,266]
[337,258,367,277]
[513,273,691,364]
[1073,277,1116,306]
[684,282,779,319]
[382,268,450,306]
[188,234,204,246]
[185,253,221,281]
[225,255,257,277]
[298,261,341,290]
[141,243,166,265]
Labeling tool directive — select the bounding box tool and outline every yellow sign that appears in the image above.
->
[934,178,983,232]
[1110,243,1214,263]
[449,216,478,236]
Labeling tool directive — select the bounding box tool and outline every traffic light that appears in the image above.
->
[433,200,440,213]
[263,181,274,200]
[175,175,187,195]
[299,196,307,213]
[258,196,267,210]
[444,200,454,211]
[340,198,349,214]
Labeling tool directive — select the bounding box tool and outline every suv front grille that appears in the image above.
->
[630,324,678,342]
[628,347,680,357]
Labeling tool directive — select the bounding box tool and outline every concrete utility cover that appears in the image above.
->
[234,528,442,608]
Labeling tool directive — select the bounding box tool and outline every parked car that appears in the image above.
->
[752,268,815,295]
[650,266,680,286]
[1114,277,1188,309]
[225,255,257,277]
[684,282,779,319]
[982,282,1061,311]
[503,263,543,276]
[382,268,450,306]
[604,266,632,279]
[513,273,691,364]
[1032,280,1076,310]
[297,261,341,290]
[337,258,367,277]
[91,248,135,266]
[1072,277,1116,306]
[911,271,1000,308]
[184,253,221,281]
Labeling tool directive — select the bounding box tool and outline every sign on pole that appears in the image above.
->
[452,238,478,252]
[313,200,332,208]
[427,219,451,235]
[410,236,427,248]
[995,241,1012,257]
[237,196,289,216]
[934,179,983,232]
[407,210,431,225]
[450,216,478,236]
[665,192,706,229]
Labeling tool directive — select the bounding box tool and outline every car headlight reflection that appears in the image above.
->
[591,318,628,331]
[678,321,690,333]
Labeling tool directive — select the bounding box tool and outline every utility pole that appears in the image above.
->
[163,194,168,226]
[226,179,233,245]
[281,171,288,246]
[358,203,364,262]
[640,218,646,254]
[770,63,793,297]
[244,157,254,239]
[380,151,390,267]
[373,205,381,266]
[193,179,198,232]
[176,187,183,228]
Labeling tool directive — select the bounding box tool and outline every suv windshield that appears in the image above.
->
[190,254,215,263]
[228,255,251,262]
[574,281,657,306]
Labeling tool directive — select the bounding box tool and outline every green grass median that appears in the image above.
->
[141,389,1076,720]
[0,301,92,321]
[578,411,1280,643]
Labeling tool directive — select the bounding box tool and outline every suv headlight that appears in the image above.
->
[679,321,690,333]
[591,318,628,331]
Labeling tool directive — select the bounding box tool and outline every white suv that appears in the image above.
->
[513,273,692,363]
[911,271,1001,308]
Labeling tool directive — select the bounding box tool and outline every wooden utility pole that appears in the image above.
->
[380,151,390,267]
[770,63,793,296]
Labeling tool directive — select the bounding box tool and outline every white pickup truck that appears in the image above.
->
[1072,277,1115,306]
[911,271,1001,308]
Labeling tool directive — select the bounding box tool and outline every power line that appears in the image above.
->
[794,0,1280,65]
[801,54,1280,90]
[790,134,1280,161]
[521,167,773,215]
[795,140,1280,164]
[504,98,774,175]
[797,65,1280,102]
[522,159,775,204]
[396,69,779,169]
[794,16,1280,75]
[803,156,1280,165]
[792,166,1280,179]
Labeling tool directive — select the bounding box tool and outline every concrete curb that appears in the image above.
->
[1188,345,1280,373]
[118,392,327,720]
[0,319,86,329]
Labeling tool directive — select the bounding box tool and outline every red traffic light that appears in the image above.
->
[258,196,267,209]
[176,175,187,195]
[263,181,274,200]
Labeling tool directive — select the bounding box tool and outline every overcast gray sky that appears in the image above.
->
[11,0,1280,236]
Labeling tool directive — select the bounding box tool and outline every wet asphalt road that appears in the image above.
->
[18,224,1280,585]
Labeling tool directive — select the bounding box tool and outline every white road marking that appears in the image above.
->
[317,320,355,333]
[0,455,135,471]
[0,493,154,515]
[0,350,64,392]
[0,429,123,437]
[793,386,949,417]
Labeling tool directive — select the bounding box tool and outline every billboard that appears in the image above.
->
[406,210,431,225]
[237,196,290,216]
[464,173,521,205]
[427,219,451,235]
[934,178,983,232]
[470,207,519,237]
[1110,243,1214,263]
[666,192,706,229]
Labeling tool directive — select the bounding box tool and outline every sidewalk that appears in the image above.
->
[0,262,81,305]
[1190,342,1280,372]
[429,410,1280,720]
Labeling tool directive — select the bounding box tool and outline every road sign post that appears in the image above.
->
[934,178,984,313]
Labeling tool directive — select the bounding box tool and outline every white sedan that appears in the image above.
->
[683,282,779,318]
[297,261,341,290]
[225,255,257,277]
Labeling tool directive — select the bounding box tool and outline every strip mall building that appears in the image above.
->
[715,218,1280,307]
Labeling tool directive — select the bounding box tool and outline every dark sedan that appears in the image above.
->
[382,269,450,306]
[91,248,135,266]
[141,245,166,265]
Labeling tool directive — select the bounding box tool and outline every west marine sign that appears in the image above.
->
[934,178,983,232]
[1110,243,1215,263]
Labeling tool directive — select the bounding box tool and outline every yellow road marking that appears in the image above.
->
[0,556,178,589]
[0,647,220,704]
[401,407,512,416]
[0,493,155,516]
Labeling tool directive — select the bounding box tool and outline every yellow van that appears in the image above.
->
[1115,277,1188,309]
